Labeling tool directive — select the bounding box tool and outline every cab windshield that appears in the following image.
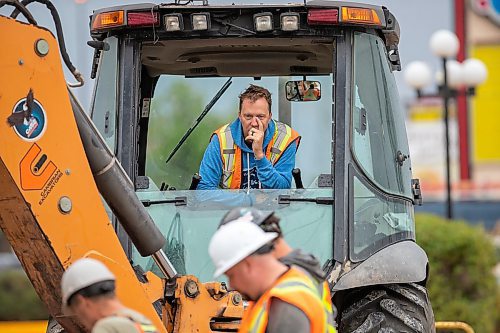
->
[134,74,334,282]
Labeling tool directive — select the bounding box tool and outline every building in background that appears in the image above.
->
[469,0,500,185]
[407,0,500,196]
[407,0,500,229]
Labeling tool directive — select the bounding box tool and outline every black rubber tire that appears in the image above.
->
[339,283,435,333]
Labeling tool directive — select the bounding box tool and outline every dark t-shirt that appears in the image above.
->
[241,166,260,189]
[266,298,310,333]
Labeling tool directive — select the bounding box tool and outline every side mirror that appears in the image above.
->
[285,80,321,102]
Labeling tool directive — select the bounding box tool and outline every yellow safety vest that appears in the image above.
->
[212,120,300,189]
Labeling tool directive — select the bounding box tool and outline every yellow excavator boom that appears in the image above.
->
[0,15,165,332]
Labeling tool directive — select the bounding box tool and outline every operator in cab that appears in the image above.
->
[197,84,300,190]
[209,218,336,333]
[61,258,158,333]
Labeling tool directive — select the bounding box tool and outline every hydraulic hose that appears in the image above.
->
[10,0,83,86]
[0,0,37,24]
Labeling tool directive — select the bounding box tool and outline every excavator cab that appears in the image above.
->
[0,1,433,332]
[87,1,434,332]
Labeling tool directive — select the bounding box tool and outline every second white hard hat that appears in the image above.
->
[61,258,115,306]
[209,216,278,278]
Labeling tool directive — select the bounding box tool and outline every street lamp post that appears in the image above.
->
[404,30,487,220]
[431,30,459,220]
[442,56,452,220]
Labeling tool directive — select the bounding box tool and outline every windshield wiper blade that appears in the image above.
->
[165,77,233,164]
[214,18,257,35]
[278,195,333,205]
[141,196,187,207]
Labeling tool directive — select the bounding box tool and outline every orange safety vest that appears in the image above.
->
[212,120,300,189]
[238,267,336,333]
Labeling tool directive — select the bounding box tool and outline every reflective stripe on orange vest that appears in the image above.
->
[320,280,337,333]
[238,267,336,333]
[133,322,158,333]
[212,120,300,189]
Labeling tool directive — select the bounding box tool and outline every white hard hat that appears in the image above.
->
[209,217,278,278]
[61,258,115,306]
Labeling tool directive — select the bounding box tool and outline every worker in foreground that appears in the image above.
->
[60,258,158,333]
[219,207,329,284]
[209,218,336,333]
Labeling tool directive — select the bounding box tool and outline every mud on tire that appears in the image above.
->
[339,283,435,333]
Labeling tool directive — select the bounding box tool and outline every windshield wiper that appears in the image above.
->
[165,77,233,164]
[141,197,187,207]
[278,195,333,205]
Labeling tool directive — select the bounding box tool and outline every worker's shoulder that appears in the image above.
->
[280,249,326,282]
[92,308,153,333]
[92,316,139,333]
[273,120,299,137]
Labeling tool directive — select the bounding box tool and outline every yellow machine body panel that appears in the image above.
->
[0,16,165,332]
[0,321,48,333]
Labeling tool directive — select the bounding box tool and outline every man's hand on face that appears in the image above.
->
[245,117,265,160]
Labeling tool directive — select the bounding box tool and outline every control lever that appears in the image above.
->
[189,174,201,190]
[292,168,304,189]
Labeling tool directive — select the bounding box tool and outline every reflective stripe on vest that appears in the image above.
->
[299,270,336,333]
[133,322,158,333]
[216,124,240,188]
[320,281,337,333]
[237,267,336,333]
[212,120,300,189]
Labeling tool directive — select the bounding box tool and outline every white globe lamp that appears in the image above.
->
[445,60,464,89]
[429,30,459,58]
[434,60,464,88]
[404,61,432,89]
[462,58,488,87]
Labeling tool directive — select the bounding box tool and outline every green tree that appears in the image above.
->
[146,80,233,189]
[0,269,48,320]
[415,213,498,333]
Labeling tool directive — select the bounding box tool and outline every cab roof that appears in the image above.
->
[91,1,397,33]
[89,1,400,77]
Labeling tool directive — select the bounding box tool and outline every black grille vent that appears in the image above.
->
[190,67,217,75]
[290,66,318,73]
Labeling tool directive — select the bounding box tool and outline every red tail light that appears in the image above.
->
[307,9,339,25]
[127,12,159,27]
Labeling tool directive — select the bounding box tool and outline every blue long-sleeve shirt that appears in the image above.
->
[197,119,297,190]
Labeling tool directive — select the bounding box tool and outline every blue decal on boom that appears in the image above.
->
[12,98,47,141]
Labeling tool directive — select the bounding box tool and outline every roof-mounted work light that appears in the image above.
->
[254,13,273,32]
[192,13,210,31]
[164,14,183,31]
[281,13,299,31]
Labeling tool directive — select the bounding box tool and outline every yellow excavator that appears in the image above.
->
[1,0,439,332]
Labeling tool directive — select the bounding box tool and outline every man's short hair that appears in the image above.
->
[259,214,282,237]
[239,84,272,112]
[219,208,283,237]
